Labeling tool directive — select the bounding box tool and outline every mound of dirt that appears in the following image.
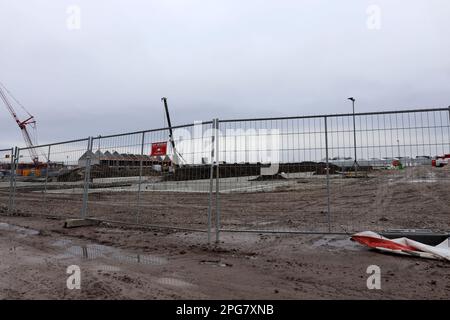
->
[249,173,288,181]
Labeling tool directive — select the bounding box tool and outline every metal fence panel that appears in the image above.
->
[11,139,90,218]
[216,108,450,237]
[326,109,450,233]
[217,117,330,234]
[85,122,215,232]
[0,148,13,213]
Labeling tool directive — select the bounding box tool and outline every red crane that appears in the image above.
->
[0,82,40,163]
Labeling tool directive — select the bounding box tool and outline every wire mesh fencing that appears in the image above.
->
[325,109,450,233]
[217,117,330,234]
[1,107,449,242]
[11,139,90,219]
[0,148,14,213]
[84,122,215,232]
[215,108,450,236]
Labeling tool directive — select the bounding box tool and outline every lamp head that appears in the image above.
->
[347,97,355,102]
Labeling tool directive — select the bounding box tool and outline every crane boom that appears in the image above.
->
[161,97,175,151]
[0,84,40,163]
[161,97,185,165]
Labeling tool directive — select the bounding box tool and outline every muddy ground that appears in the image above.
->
[0,166,449,299]
[1,214,450,299]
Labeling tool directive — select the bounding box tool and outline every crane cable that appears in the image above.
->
[0,81,38,144]
[0,81,43,160]
[0,81,34,118]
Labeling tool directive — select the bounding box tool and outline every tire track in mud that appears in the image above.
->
[371,177,394,218]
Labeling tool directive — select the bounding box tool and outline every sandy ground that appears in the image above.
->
[0,165,449,299]
[1,166,449,233]
[1,214,450,299]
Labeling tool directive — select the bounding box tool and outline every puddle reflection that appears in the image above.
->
[0,223,39,237]
[52,239,167,266]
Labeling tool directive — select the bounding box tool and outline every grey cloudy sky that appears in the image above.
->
[0,0,449,149]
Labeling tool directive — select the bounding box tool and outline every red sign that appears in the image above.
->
[151,142,167,156]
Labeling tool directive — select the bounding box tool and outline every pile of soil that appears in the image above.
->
[249,173,288,181]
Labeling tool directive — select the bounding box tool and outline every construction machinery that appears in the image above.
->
[161,97,185,166]
[0,82,41,163]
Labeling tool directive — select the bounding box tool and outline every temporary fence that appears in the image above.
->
[0,107,449,242]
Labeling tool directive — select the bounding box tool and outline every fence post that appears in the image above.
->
[208,119,216,244]
[10,147,19,214]
[7,147,15,215]
[43,145,51,202]
[448,105,450,122]
[136,131,145,224]
[215,118,221,243]
[448,106,450,151]
[81,137,93,219]
[324,116,331,232]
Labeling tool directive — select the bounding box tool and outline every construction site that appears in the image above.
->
[1,78,450,299]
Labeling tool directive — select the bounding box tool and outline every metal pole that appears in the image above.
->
[234,135,237,163]
[81,137,93,219]
[11,147,19,213]
[348,97,358,175]
[352,100,358,175]
[448,106,450,151]
[7,147,14,215]
[324,117,331,232]
[136,131,145,224]
[208,119,215,244]
[207,120,215,244]
[43,145,51,202]
[215,118,221,243]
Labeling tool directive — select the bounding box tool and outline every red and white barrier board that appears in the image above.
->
[352,231,450,261]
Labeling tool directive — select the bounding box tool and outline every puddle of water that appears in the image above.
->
[52,239,167,266]
[311,236,361,251]
[156,277,194,288]
[0,222,39,237]
[408,179,438,183]
[95,265,122,272]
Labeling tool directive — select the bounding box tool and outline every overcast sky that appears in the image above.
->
[0,0,449,149]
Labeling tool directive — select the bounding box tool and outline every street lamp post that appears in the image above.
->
[348,97,358,174]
